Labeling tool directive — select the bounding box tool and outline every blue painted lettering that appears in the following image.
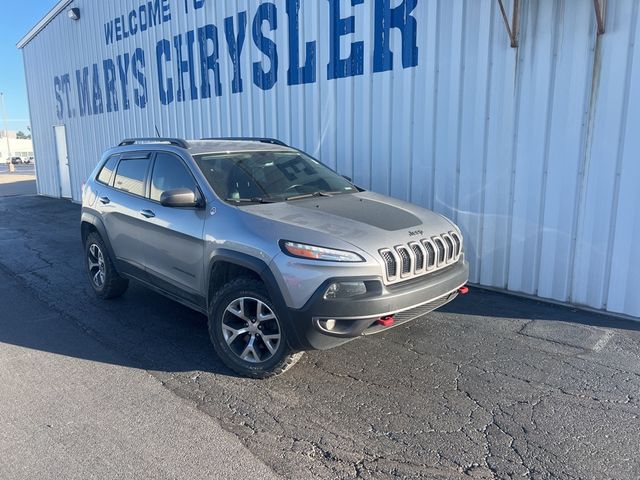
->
[76,67,91,117]
[252,2,278,91]
[92,63,104,114]
[373,0,419,72]
[198,24,223,99]
[174,32,199,102]
[327,0,364,80]
[156,40,174,105]
[103,59,119,113]
[287,0,316,85]
[54,77,64,120]
[132,48,147,108]
[117,54,131,111]
[224,12,247,94]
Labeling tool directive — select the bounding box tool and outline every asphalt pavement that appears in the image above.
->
[0,194,639,479]
[0,266,279,480]
[0,163,36,174]
[0,168,36,197]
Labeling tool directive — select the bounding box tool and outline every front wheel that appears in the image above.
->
[208,278,303,378]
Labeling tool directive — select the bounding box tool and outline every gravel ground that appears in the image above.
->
[0,195,639,479]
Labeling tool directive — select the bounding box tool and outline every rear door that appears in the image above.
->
[142,152,207,305]
[97,152,153,277]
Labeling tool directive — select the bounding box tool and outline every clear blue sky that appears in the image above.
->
[0,0,55,132]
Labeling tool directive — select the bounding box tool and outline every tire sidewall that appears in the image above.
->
[209,280,291,377]
[84,233,109,294]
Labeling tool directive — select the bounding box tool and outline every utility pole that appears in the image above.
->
[0,92,14,173]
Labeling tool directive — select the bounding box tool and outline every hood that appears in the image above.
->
[238,191,457,256]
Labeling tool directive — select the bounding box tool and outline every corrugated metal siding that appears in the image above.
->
[21,0,640,318]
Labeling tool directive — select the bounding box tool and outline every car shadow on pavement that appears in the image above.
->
[440,286,640,332]
[0,263,244,378]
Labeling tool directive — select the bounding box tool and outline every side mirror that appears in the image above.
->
[160,188,200,208]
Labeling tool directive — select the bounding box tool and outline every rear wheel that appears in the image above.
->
[84,232,129,299]
[208,278,303,378]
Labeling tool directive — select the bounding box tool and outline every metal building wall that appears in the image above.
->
[20,0,640,318]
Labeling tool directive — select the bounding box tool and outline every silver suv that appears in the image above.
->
[81,138,469,378]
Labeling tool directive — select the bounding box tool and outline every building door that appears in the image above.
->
[54,125,71,198]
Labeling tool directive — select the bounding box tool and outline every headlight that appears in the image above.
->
[280,241,364,262]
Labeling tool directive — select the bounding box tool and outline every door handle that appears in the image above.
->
[98,196,110,205]
[139,209,156,218]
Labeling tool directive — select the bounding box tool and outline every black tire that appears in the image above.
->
[208,278,303,379]
[84,232,129,299]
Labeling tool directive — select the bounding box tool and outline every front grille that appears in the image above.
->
[443,234,455,262]
[451,232,462,256]
[410,242,425,271]
[434,237,445,264]
[398,247,411,274]
[381,249,397,278]
[379,231,463,283]
[424,241,436,268]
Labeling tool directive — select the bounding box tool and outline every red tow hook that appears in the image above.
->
[377,315,395,327]
[458,285,469,295]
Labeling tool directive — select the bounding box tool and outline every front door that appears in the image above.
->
[53,125,71,198]
[143,152,206,304]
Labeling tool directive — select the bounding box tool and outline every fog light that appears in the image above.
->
[324,319,336,331]
[324,281,367,299]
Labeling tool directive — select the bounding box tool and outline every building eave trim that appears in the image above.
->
[17,0,73,49]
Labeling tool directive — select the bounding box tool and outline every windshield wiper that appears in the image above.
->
[226,197,275,204]
[285,191,341,201]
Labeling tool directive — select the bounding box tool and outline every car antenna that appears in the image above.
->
[154,125,161,138]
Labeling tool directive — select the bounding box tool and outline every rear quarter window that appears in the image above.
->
[97,156,119,185]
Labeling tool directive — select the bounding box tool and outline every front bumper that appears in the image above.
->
[287,258,469,350]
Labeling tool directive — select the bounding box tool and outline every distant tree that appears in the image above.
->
[16,130,31,140]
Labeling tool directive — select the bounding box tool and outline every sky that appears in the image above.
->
[0,0,55,132]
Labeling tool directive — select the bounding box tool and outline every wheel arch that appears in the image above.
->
[206,250,281,307]
[206,249,305,351]
[80,210,118,268]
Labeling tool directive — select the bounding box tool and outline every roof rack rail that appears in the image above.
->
[200,137,288,147]
[119,138,190,148]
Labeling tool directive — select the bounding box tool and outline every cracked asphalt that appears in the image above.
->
[1,195,639,479]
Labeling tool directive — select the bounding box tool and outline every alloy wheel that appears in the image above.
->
[221,297,282,363]
[87,243,106,288]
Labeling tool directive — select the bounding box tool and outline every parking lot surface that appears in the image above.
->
[1,195,639,479]
[0,169,36,197]
[0,164,35,174]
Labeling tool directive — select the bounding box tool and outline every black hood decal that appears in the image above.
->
[294,195,422,231]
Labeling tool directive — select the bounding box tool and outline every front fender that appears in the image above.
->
[206,249,307,350]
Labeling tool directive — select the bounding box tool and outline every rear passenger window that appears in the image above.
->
[96,155,119,185]
[114,158,150,196]
[150,153,198,202]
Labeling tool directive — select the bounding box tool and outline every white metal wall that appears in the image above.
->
[21,0,640,318]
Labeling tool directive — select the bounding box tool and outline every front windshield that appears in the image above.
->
[194,150,357,203]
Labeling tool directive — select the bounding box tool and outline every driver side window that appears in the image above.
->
[150,153,198,202]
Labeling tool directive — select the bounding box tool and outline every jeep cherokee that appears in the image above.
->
[81,138,469,378]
